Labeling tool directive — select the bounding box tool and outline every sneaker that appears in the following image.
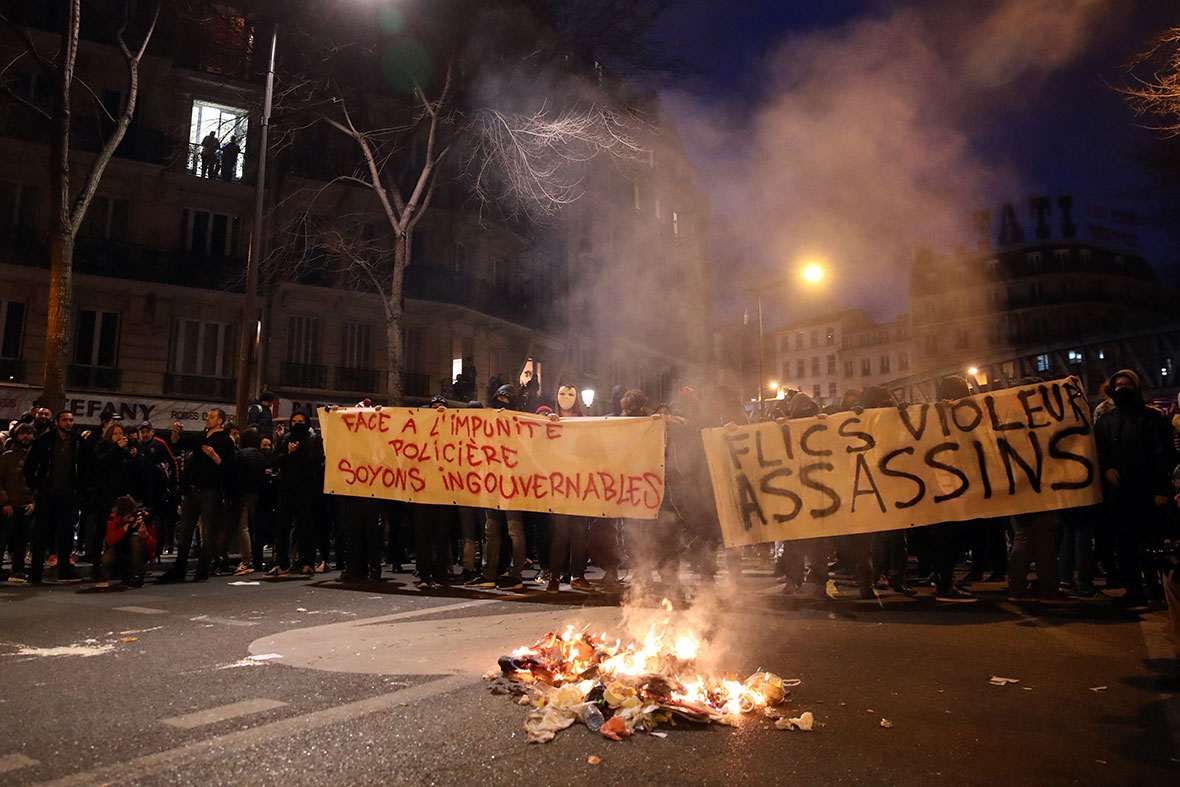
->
[233,564,255,577]
[535,571,552,586]
[155,568,185,584]
[495,575,525,591]
[466,575,496,588]
[416,580,431,589]
[546,579,560,593]
[56,574,83,584]
[1074,588,1107,600]
[47,555,57,567]
[368,569,382,581]
[935,587,977,603]
[890,582,915,596]
[1007,593,1036,603]
[95,581,110,589]
[7,573,27,584]
[570,577,595,592]
[300,565,314,576]
[192,571,209,582]
[1040,594,1071,605]
[315,561,326,574]
[265,565,288,577]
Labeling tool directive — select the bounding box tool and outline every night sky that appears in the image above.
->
[646,0,1180,326]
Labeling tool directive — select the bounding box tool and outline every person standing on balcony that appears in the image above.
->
[220,136,240,181]
[200,131,220,178]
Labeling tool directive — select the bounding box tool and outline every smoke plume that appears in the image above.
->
[665,0,1121,321]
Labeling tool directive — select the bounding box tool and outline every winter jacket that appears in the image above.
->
[24,428,83,495]
[105,511,158,558]
[172,429,237,493]
[0,442,34,508]
[1094,402,1174,499]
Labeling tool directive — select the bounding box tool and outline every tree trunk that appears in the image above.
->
[385,234,408,405]
[43,231,75,412]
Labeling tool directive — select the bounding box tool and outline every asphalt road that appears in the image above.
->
[1,565,1178,786]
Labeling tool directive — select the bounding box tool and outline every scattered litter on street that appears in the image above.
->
[989,676,1020,686]
[1089,686,1108,692]
[880,718,893,729]
[587,755,601,765]
[229,581,261,586]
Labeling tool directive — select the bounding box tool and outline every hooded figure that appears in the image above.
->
[492,384,519,411]
[1093,368,1174,607]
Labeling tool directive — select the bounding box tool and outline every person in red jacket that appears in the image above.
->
[101,495,157,587]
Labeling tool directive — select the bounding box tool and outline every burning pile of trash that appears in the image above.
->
[486,609,812,743]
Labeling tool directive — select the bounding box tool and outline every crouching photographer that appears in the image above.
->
[101,496,157,588]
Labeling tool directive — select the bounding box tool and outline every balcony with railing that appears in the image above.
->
[164,373,235,400]
[186,143,244,183]
[336,367,380,393]
[403,372,430,398]
[0,359,25,384]
[68,365,122,390]
[280,362,328,389]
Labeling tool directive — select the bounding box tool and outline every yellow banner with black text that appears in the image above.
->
[318,407,666,519]
[701,378,1101,546]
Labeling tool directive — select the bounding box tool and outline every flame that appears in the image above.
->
[495,600,795,728]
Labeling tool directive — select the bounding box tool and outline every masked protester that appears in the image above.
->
[542,384,595,592]
[1094,369,1175,608]
[467,385,529,591]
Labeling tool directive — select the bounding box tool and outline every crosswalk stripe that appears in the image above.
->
[161,699,288,730]
[113,606,167,615]
[0,754,39,774]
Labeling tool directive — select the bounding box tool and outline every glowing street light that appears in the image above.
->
[801,262,825,284]
[967,367,979,376]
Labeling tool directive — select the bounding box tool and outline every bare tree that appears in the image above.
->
[273,12,653,406]
[0,1,159,410]
[1120,28,1180,135]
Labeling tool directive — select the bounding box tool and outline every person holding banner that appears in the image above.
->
[928,375,979,603]
[266,411,322,578]
[466,384,529,591]
[544,384,594,593]
[413,398,457,589]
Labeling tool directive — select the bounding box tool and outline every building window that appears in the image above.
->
[825,326,834,345]
[1035,353,1050,372]
[671,210,680,237]
[813,383,821,399]
[188,99,248,181]
[795,332,803,351]
[1054,249,1069,267]
[796,359,806,378]
[810,356,819,375]
[404,327,423,373]
[450,241,467,275]
[80,195,130,241]
[1027,251,1043,271]
[342,322,372,370]
[860,358,871,376]
[879,355,890,374]
[183,209,240,256]
[286,315,321,365]
[1067,349,1083,364]
[826,354,836,374]
[898,351,909,371]
[1080,249,1092,264]
[779,336,790,353]
[74,309,119,369]
[844,360,853,378]
[169,319,235,378]
[955,330,969,349]
[0,181,38,230]
[1030,281,1043,301]
[925,334,937,354]
[828,382,837,399]
[809,329,818,348]
[781,361,790,381]
[491,258,510,290]
[987,259,999,278]
[0,300,25,382]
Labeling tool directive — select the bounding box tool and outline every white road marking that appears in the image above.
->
[113,606,167,615]
[189,614,257,627]
[32,675,472,787]
[0,753,39,773]
[161,699,287,729]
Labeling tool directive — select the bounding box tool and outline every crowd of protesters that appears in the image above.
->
[1,367,1178,684]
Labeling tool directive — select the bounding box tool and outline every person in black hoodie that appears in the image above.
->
[1094,369,1175,607]
[232,428,268,575]
[85,421,136,579]
[24,411,85,583]
[157,408,236,583]
[267,410,322,577]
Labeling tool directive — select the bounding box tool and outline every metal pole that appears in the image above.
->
[757,291,764,403]
[235,23,276,423]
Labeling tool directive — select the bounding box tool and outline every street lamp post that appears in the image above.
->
[235,23,277,424]
[748,262,826,404]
